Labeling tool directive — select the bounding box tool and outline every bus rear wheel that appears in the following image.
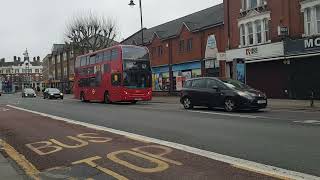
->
[104,92,112,104]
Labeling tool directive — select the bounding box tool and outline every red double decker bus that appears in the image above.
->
[73,45,152,103]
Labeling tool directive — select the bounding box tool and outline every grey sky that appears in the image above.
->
[0,0,222,61]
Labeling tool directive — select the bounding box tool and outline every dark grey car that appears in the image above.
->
[180,77,267,112]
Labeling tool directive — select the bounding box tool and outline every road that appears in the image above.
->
[0,94,319,179]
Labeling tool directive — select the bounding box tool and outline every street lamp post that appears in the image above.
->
[129,0,144,46]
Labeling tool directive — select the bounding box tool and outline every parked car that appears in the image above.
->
[43,88,64,99]
[22,88,36,98]
[180,77,267,112]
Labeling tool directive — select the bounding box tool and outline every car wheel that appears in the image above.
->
[182,97,193,109]
[104,92,111,104]
[224,98,236,112]
[61,97,64,100]
[131,100,138,104]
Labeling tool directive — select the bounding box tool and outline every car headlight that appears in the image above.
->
[60,93,64,96]
[238,92,254,100]
[50,94,54,96]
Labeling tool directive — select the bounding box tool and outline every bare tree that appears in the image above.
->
[65,12,118,54]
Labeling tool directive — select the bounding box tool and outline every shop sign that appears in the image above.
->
[226,42,284,62]
[285,36,320,56]
[245,47,258,56]
[304,37,320,49]
[205,35,218,59]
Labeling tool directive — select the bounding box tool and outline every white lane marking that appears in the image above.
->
[294,120,320,125]
[6,105,320,180]
[188,110,264,119]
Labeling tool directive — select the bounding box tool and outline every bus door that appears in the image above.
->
[110,72,122,101]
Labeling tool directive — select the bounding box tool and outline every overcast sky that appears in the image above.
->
[0,0,222,61]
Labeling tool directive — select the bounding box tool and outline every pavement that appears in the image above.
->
[0,145,24,180]
[0,93,320,179]
[151,96,320,111]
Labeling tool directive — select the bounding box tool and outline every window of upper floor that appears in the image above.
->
[157,45,163,57]
[239,17,270,47]
[35,69,39,73]
[15,69,19,73]
[179,40,185,53]
[301,0,320,37]
[63,52,67,61]
[241,0,267,12]
[186,38,193,52]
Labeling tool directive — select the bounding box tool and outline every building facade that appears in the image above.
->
[0,56,43,93]
[224,0,320,99]
[122,4,226,94]
[42,44,75,93]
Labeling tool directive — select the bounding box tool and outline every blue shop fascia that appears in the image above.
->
[151,60,202,92]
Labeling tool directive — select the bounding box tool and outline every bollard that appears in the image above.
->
[310,91,314,107]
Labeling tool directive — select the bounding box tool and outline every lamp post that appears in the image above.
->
[129,0,144,46]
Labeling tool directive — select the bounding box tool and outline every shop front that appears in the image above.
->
[226,42,286,98]
[283,36,320,99]
[152,61,202,92]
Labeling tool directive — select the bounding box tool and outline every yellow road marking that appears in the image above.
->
[0,139,40,180]
[107,150,169,173]
[232,164,292,180]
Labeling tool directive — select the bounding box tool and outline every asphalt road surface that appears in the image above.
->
[0,94,320,179]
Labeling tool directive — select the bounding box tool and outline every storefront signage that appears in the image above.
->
[226,42,284,62]
[205,35,218,59]
[245,47,258,56]
[285,36,320,56]
[304,37,320,49]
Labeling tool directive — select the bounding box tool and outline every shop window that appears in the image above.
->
[187,38,193,52]
[179,40,185,53]
[247,22,254,45]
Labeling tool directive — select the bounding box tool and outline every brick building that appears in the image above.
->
[224,0,320,99]
[122,4,226,93]
[42,44,75,93]
[0,56,43,93]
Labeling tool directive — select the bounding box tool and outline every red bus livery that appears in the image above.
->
[74,45,152,103]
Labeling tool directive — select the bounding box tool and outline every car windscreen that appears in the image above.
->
[24,89,35,93]
[222,79,251,89]
[48,89,60,93]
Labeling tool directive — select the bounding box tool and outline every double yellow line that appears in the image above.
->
[0,139,40,180]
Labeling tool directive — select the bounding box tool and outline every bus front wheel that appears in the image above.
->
[104,92,112,104]
[80,92,86,102]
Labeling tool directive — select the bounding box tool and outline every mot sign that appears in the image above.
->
[304,37,320,49]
